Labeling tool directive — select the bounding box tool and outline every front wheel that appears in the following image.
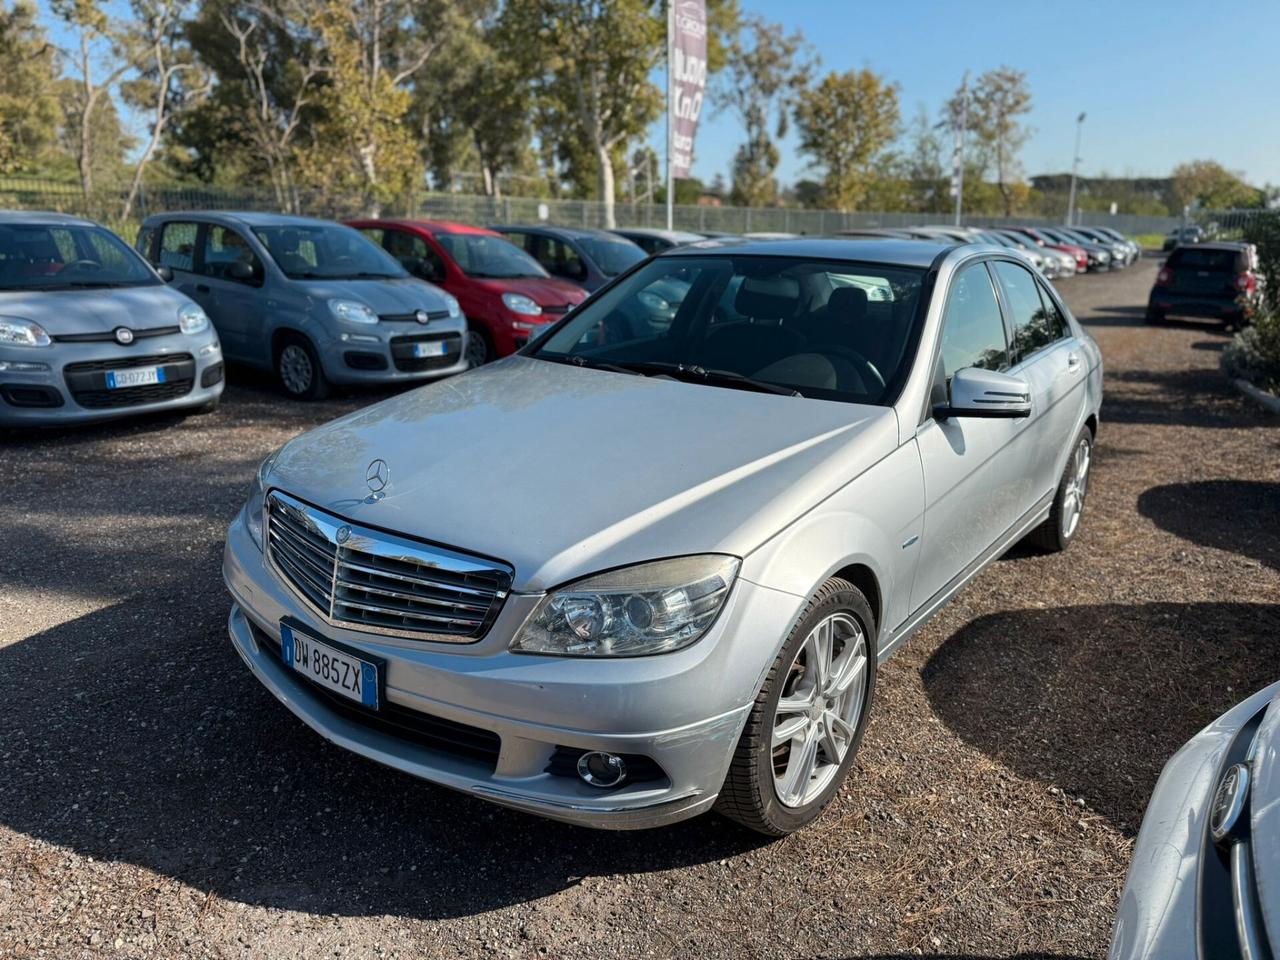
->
[465,325,493,368]
[275,335,329,401]
[1027,425,1093,552]
[716,578,877,836]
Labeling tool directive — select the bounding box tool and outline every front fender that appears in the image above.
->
[739,441,925,661]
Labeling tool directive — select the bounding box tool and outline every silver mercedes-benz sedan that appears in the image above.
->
[223,238,1103,834]
[1110,680,1280,960]
[0,211,223,427]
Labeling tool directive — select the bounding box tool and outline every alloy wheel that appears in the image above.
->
[465,330,489,368]
[771,612,868,809]
[1061,436,1092,538]
[279,344,313,395]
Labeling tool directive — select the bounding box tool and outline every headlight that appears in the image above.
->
[502,293,542,316]
[178,303,210,335]
[443,294,462,319]
[0,316,51,347]
[510,555,740,657]
[243,448,282,551]
[329,299,379,324]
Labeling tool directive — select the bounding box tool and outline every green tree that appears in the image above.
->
[1170,160,1262,211]
[949,67,1033,216]
[718,15,813,207]
[794,68,899,212]
[119,0,209,220]
[52,0,144,204]
[0,1,61,174]
[499,0,663,227]
[901,106,948,213]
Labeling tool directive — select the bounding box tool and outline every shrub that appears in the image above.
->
[1222,306,1280,393]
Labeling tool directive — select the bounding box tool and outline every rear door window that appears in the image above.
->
[992,260,1066,360]
[159,222,199,273]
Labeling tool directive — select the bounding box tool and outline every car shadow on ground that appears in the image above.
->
[1138,480,1280,572]
[1101,366,1270,429]
[0,591,772,923]
[922,601,1280,835]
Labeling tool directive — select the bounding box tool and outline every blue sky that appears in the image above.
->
[682,0,1280,187]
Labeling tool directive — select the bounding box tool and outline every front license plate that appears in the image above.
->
[107,366,164,389]
[412,341,447,358]
[279,623,380,709]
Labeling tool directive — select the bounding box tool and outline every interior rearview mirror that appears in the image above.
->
[935,366,1031,420]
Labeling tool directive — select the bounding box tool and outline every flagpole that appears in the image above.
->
[665,0,675,230]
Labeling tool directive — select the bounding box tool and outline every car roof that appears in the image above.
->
[491,223,622,241]
[141,210,341,228]
[0,210,99,228]
[352,218,501,237]
[613,227,704,241]
[656,237,955,268]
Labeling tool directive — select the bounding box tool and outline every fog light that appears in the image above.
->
[0,360,49,372]
[339,332,381,344]
[576,751,627,788]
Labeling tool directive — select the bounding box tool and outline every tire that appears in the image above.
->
[275,335,329,401]
[1026,424,1094,552]
[465,325,493,368]
[716,578,877,836]
[1145,308,1165,324]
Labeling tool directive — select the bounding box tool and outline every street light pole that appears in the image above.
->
[665,0,675,231]
[1065,111,1086,226]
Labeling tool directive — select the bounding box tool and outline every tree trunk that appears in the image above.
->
[596,140,615,228]
[122,79,167,224]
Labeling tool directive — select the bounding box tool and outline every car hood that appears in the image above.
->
[0,283,195,334]
[1249,683,1280,955]
[267,356,899,591]
[475,277,587,308]
[295,276,454,313]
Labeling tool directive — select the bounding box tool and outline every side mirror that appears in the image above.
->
[155,263,174,282]
[935,366,1031,420]
[227,260,256,282]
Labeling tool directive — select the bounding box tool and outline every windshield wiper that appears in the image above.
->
[537,354,643,376]
[614,361,803,397]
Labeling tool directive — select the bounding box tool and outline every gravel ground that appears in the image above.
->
[1,257,1277,960]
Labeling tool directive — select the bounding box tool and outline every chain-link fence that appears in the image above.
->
[0,176,1189,237]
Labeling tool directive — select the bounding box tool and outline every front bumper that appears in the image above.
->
[0,332,224,427]
[1109,682,1280,960]
[222,512,801,829]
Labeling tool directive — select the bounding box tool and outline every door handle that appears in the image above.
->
[196,284,211,294]
[1067,352,1081,373]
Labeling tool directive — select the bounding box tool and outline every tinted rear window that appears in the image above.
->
[1168,248,1242,272]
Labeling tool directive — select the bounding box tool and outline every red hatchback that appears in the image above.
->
[347,219,588,366]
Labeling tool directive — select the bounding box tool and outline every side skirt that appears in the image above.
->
[876,489,1055,665]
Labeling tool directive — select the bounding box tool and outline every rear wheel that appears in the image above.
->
[716,578,876,836]
[1145,307,1165,324]
[1027,425,1093,552]
[275,335,329,401]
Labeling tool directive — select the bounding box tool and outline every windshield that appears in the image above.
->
[578,236,647,277]
[435,232,548,279]
[531,255,927,405]
[252,223,406,280]
[0,223,158,290]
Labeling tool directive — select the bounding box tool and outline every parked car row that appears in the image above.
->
[0,207,1143,429]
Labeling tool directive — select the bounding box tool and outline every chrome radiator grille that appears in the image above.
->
[266,490,513,641]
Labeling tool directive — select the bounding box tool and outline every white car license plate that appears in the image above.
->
[279,623,380,709]
[106,366,164,389]
[412,341,447,359]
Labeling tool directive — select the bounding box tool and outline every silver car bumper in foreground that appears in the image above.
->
[222,512,802,829]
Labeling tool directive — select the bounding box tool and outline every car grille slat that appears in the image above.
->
[266,491,512,642]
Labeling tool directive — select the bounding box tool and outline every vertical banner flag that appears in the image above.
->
[669,0,707,179]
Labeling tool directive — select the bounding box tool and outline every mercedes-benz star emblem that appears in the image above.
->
[114,327,134,345]
[336,525,352,544]
[365,459,390,494]
[415,309,430,325]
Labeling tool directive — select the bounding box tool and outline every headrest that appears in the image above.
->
[279,228,302,251]
[735,275,800,319]
[827,286,869,323]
